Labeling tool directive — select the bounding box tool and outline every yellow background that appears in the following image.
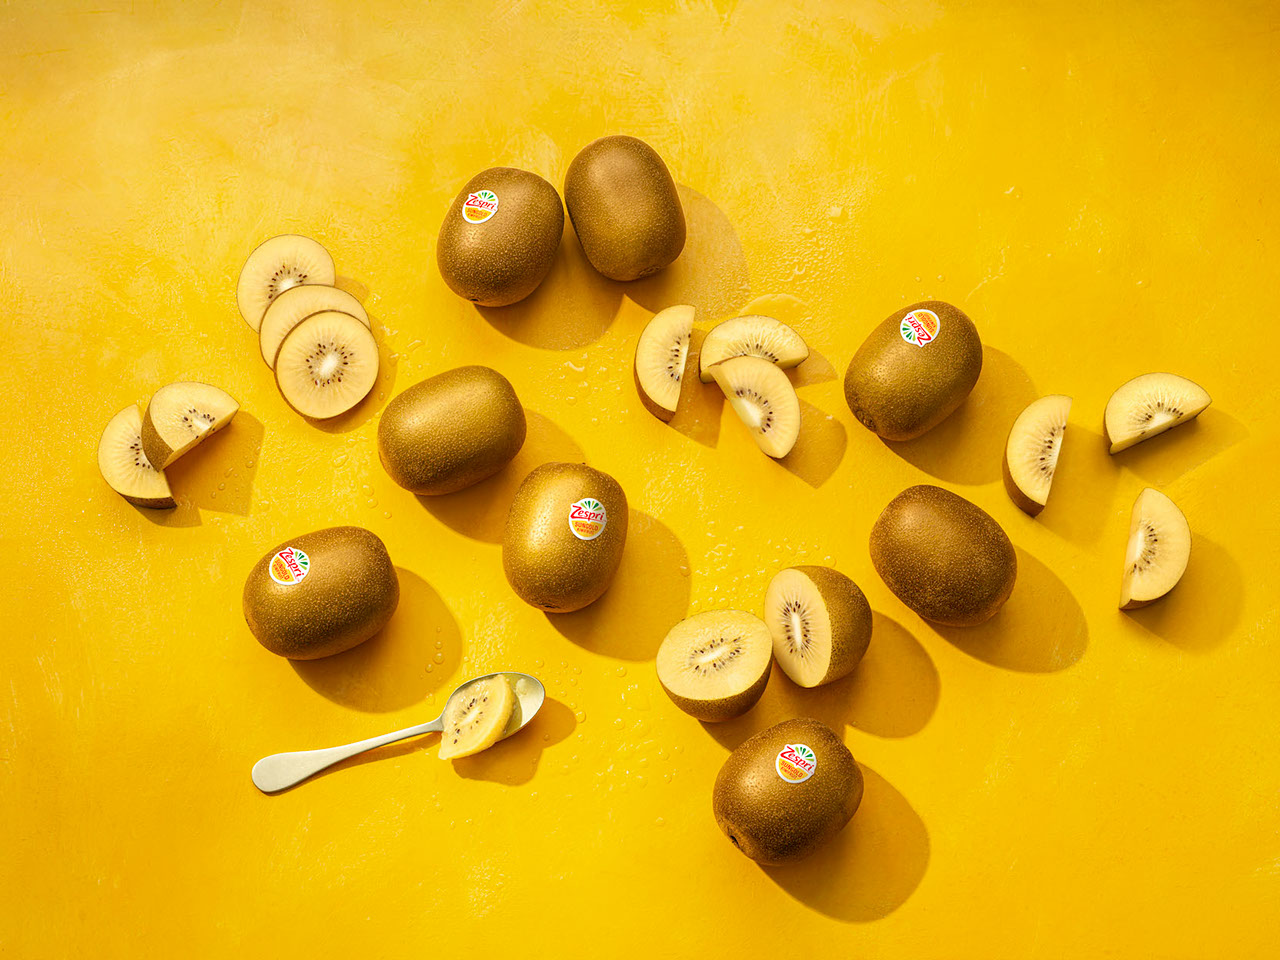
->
[3,1,1278,956]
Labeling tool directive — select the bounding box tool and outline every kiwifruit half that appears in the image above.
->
[709,355,801,458]
[765,566,872,688]
[98,405,175,508]
[1120,488,1191,609]
[236,234,335,331]
[698,315,809,383]
[274,311,379,419]
[656,610,773,722]
[259,283,370,368]
[633,304,693,422]
[1104,372,1211,454]
[438,674,516,760]
[140,381,239,469]
[1003,394,1072,516]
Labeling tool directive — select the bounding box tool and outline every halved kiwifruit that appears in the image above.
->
[258,283,370,368]
[1120,488,1191,609]
[98,405,175,508]
[633,304,693,422]
[709,355,801,458]
[1003,394,1072,516]
[656,610,773,722]
[274,311,379,420]
[1104,372,1210,454]
[236,234,335,331]
[140,381,239,469]
[698,314,809,382]
[764,566,872,688]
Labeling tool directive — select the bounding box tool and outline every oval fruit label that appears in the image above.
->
[775,743,817,783]
[462,189,499,223]
[269,547,311,585]
[568,497,607,541]
[900,308,940,347]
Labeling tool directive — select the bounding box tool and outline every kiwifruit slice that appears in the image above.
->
[140,381,239,469]
[709,355,801,458]
[236,234,335,331]
[656,610,773,722]
[764,566,872,688]
[633,304,693,422]
[1104,372,1211,454]
[698,314,809,383]
[1003,394,1072,516]
[259,283,370,368]
[439,674,516,760]
[1120,488,1191,609]
[274,311,379,419]
[98,405,175,508]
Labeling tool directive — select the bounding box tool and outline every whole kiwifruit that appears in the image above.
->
[436,167,564,307]
[378,366,526,495]
[564,135,685,281]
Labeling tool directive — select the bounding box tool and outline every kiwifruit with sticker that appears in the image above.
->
[764,566,871,688]
[1120,488,1191,609]
[274,311,379,419]
[655,610,773,721]
[140,381,239,469]
[236,234,335,331]
[633,304,694,422]
[97,405,175,508]
[1104,372,1210,453]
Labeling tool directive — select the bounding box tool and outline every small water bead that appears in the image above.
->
[433,653,444,664]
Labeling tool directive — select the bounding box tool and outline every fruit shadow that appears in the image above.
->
[763,763,930,922]
[669,328,723,448]
[417,411,584,543]
[291,569,461,712]
[789,348,839,389]
[627,185,751,321]
[880,346,1037,486]
[1038,423,1122,548]
[1124,536,1242,652]
[163,412,265,518]
[927,546,1088,672]
[477,219,625,350]
[779,400,848,488]
[452,698,577,786]
[546,510,691,661]
[1109,408,1247,486]
[309,311,398,434]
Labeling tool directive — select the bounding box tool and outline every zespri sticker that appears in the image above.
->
[269,547,311,585]
[462,190,499,223]
[900,308,940,347]
[568,498,607,541]
[775,743,816,783]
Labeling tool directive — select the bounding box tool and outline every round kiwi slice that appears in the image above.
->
[709,355,801,458]
[438,674,516,760]
[274,311,379,419]
[656,610,773,722]
[98,405,175,508]
[236,234,335,331]
[258,283,370,368]
[698,315,809,382]
[765,566,872,688]
[140,381,239,469]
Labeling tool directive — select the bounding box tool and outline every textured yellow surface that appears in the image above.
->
[4,2,1279,957]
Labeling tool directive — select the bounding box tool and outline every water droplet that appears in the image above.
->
[224,467,234,478]
[615,666,627,677]
[333,454,349,467]
[826,204,843,218]
[534,659,544,669]
[613,718,624,729]
[435,639,443,649]
[367,498,378,508]
[574,710,586,723]
[217,482,226,491]
[433,652,444,664]
[383,511,392,519]
[245,460,254,468]
[655,817,665,827]
[565,396,577,405]
[210,491,217,499]
[426,663,434,672]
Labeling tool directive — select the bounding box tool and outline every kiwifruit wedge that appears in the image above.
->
[236,234,335,331]
[140,381,239,469]
[98,405,175,508]
[709,355,801,458]
[1003,394,1072,516]
[1120,488,1191,609]
[259,283,370,368]
[274,311,379,420]
[438,674,516,760]
[656,610,773,722]
[1104,373,1211,454]
[633,304,693,422]
[765,566,872,688]
[698,315,809,383]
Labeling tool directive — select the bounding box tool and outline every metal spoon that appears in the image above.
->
[251,672,545,793]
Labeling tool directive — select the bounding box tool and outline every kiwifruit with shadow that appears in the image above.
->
[655,610,772,721]
[634,304,693,422]
[710,355,800,458]
[236,234,335,331]
[98,405,175,508]
[1120,488,1191,609]
[140,381,239,469]
[258,283,369,369]
[699,315,809,382]
[274,311,379,419]
[1003,394,1072,516]
[1104,372,1211,453]
[765,566,872,687]
[438,674,516,760]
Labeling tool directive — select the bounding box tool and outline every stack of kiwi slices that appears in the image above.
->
[237,234,379,420]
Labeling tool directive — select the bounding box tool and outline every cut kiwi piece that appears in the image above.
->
[98,405,175,508]
[1120,488,1191,609]
[259,283,370,368]
[633,304,693,422]
[439,674,516,760]
[1104,372,1211,454]
[140,381,239,469]
[698,314,809,383]
[656,610,773,722]
[709,355,801,458]
[1003,394,1072,516]
[236,234,335,331]
[765,566,872,688]
[274,311,379,420]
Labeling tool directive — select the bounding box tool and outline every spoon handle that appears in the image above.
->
[251,719,443,793]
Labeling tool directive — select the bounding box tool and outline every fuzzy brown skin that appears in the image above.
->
[378,366,526,495]
[502,462,628,612]
[713,718,863,864]
[779,566,872,687]
[1001,437,1047,517]
[658,660,772,722]
[844,300,982,442]
[139,382,238,469]
[870,485,1017,626]
[564,136,685,282]
[243,527,400,660]
[437,167,564,307]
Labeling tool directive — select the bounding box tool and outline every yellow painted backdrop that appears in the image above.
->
[4,1,1278,956]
